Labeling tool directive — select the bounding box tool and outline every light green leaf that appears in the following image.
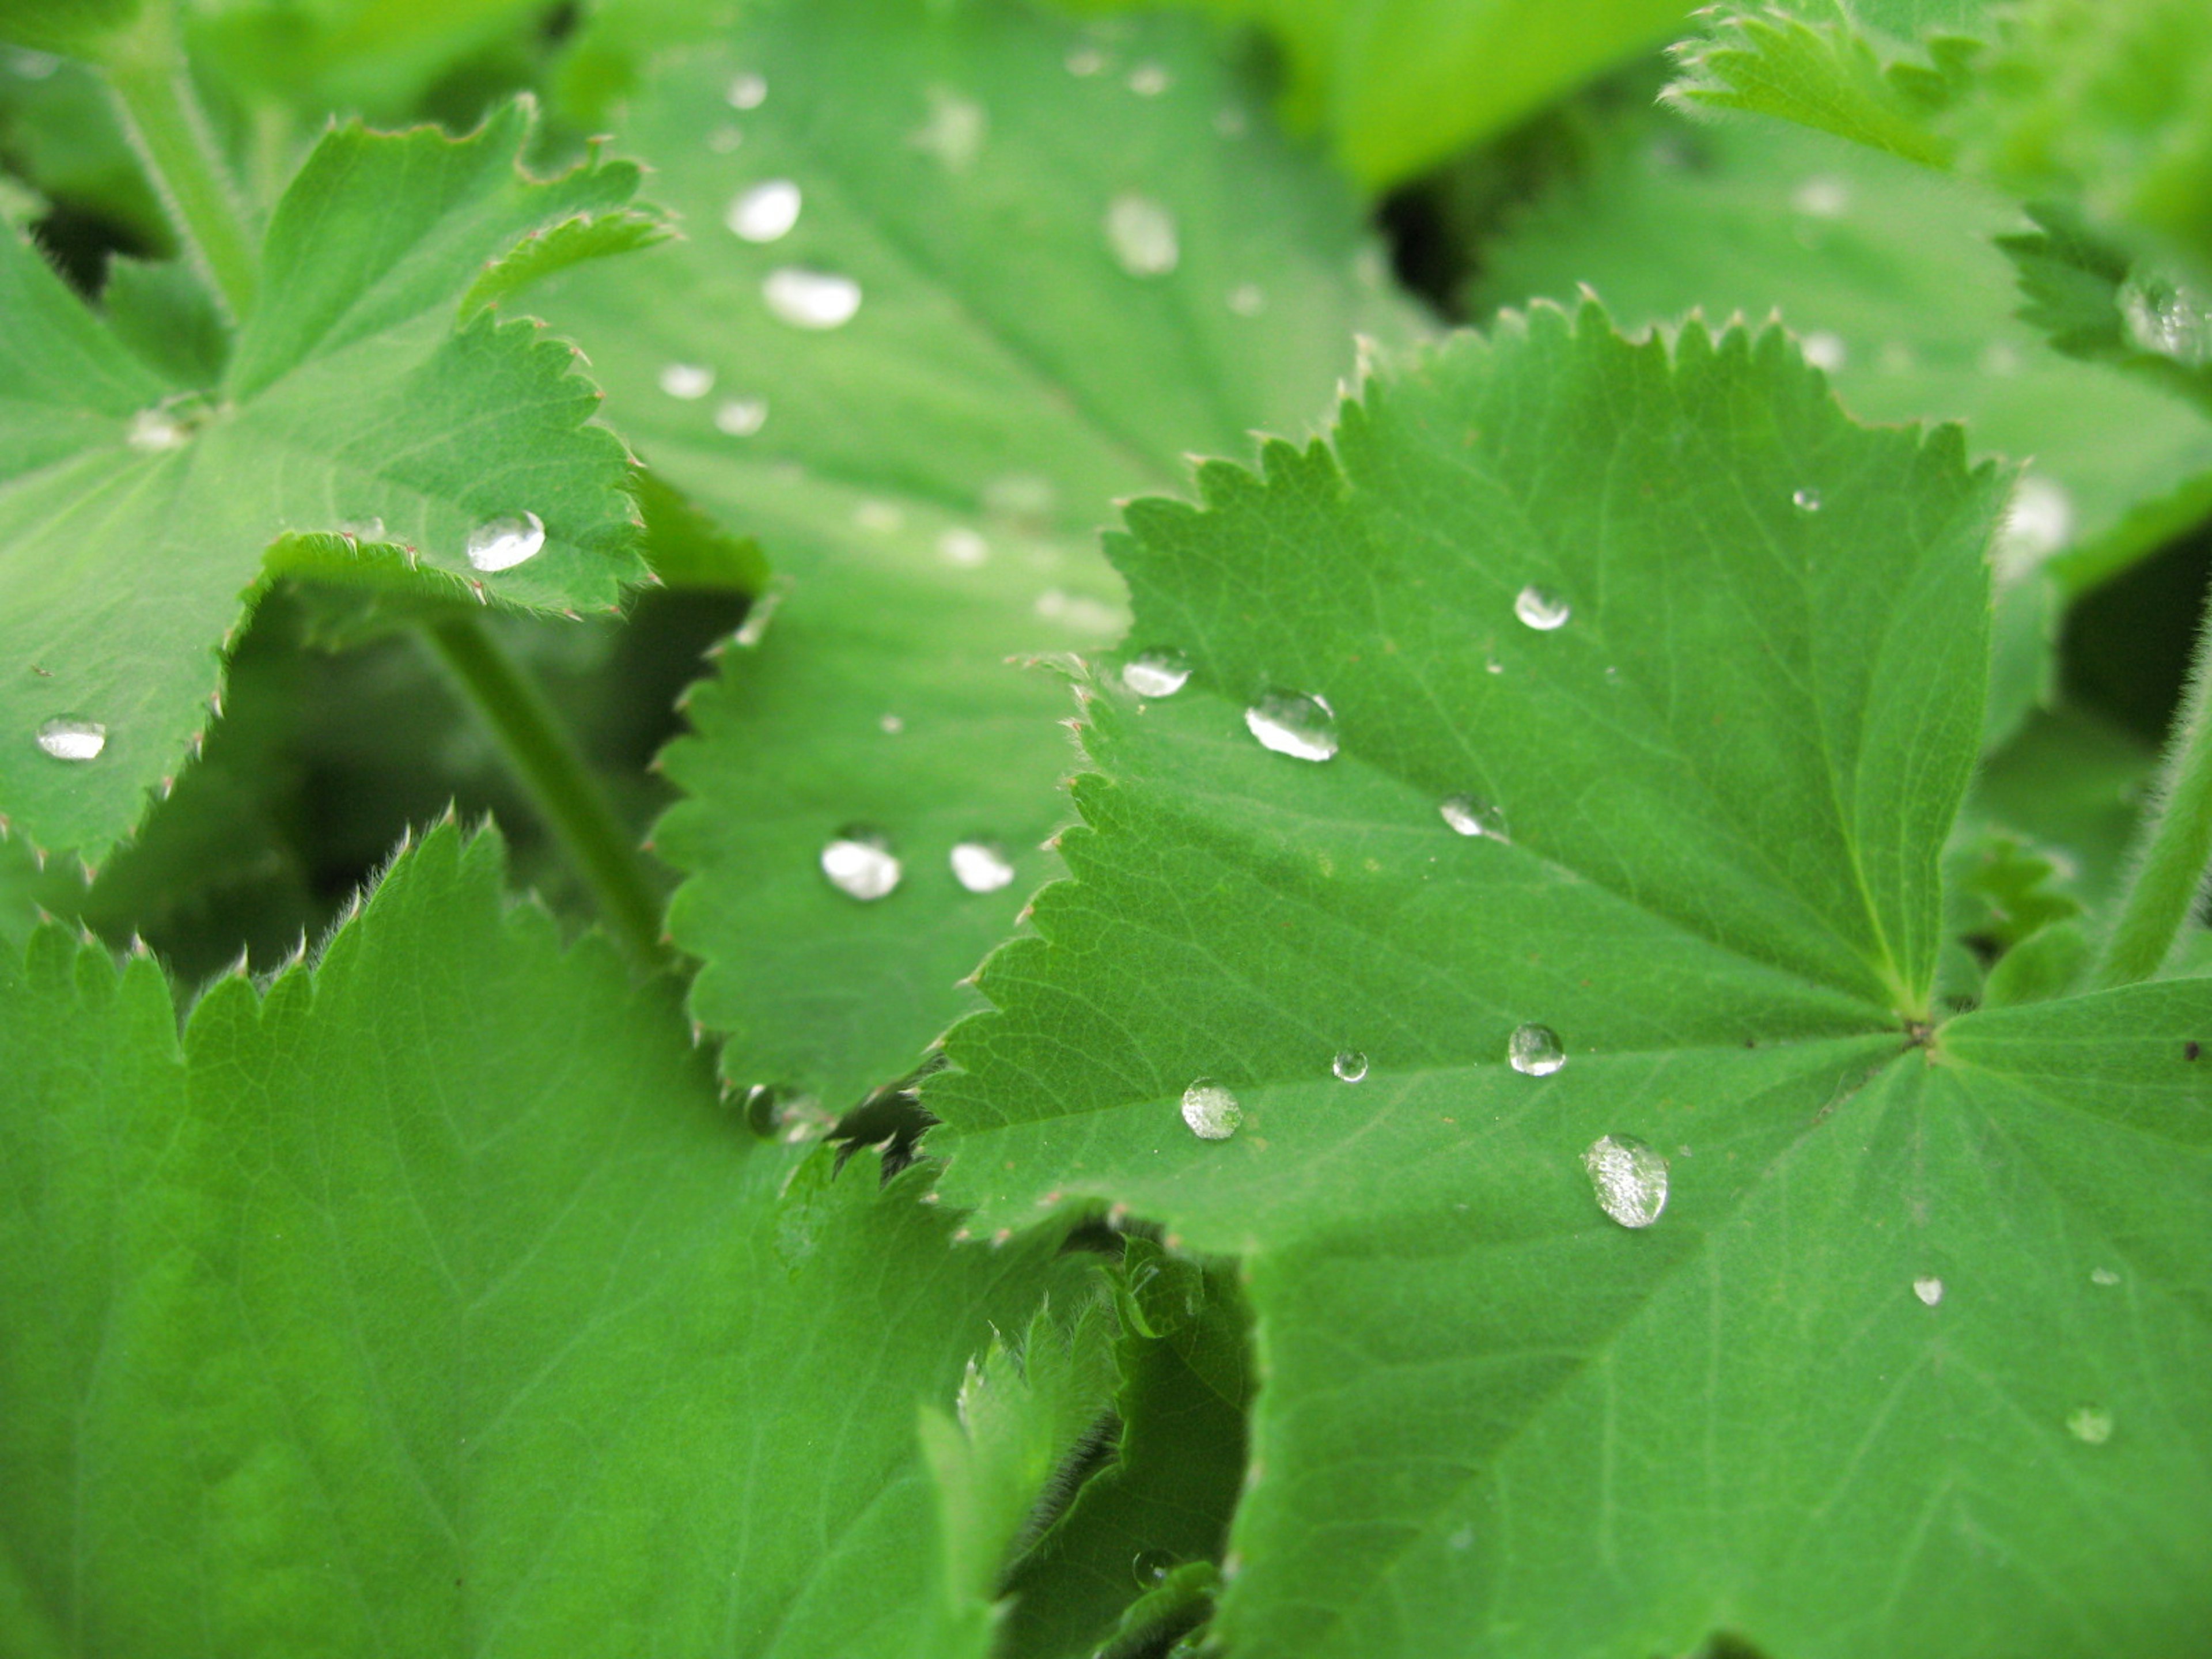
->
[0,819,1089,1658]
[0,100,654,863]
[926,309,2212,1654]
[536,0,1415,1109]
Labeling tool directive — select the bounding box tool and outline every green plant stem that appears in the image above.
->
[105,5,258,321]
[2093,587,2212,987]
[422,615,674,973]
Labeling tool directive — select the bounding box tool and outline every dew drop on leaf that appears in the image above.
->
[715,397,768,437]
[1066,46,1104,77]
[1228,282,1267,316]
[2066,1406,2113,1445]
[35,716,106,762]
[1582,1134,1668,1228]
[658,362,714,399]
[1127,62,1169,96]
[2118,274,2211,365]
[1439,793,1506,840]
[1802,331,1848,372]
[1132,1548,1178,1586]
[1508,1022,1565,1076]
[1105,193,1179,278]
[1332,1050,1368,1083]
[763,268,862,329]
[1791,175,1849,218]
[726,71,767,109]
[1180,1080,1242,1141]
[1791,487,1821,513]
[911,86,986,171]
[1912,1275,1944,1306]
[1993,475,2075,581]
[1513,585,1570,631]
[949,839,1015,893]
[727,179,802,243]
[1245,690,1337,761]
[126,407,190,451]
[2090,1267,2122,1286]
[1122,649,1191,698]
[821,830,901,900]
[465,511,546,572]
[938,527,988,567]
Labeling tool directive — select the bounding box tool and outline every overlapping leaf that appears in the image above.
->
[926,307,2212,1656]
[536,0,1415,1108]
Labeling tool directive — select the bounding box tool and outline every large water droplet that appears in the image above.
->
[1122,649,1191,698]
[466,511,546,572]
[1332,1050,1368,1083]
[36,716,106,761]
[763,268,862,329]
[1582,1134,1668,1228]
[821,830,901,900]
[659,362,714,399]
[715,397,768,437]
[1912,1275,1944,1306]
[950,839,1015,893]
[1132,1548,1177,1588]
[2119,274,2211,365]
[1180,1080,1242,1141]
[728,179,802,243]
[1508,1022,1565,1077]
[1244,690,1337,762]
[2066,1406,2113,1445]
[1105,193,1179,278]
[1513,585,1570,631]
[1439,793,1506,840]
[726,71,767,109]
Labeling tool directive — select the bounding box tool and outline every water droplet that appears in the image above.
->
[36,717,105,761]
[1802,331,1848,373]
[1244,690,1338,762]
[1439,793,1506,840]
[911,85,986,171]
[1122,649,1191,698]
[950,839,1016,893]
[658,362,714,399]
[466,511,546,572]
[854,501,904,533]
[820,830,901,900]
[1582,1134,1668,1228]
[1993,475,2074,583]
[1105,193,1179,278]
[1228,282,1267,317]
[2090,1267,2121,1287]
[1792,487,1821,513]
[1508,1022,1565,1077]
[1513,585,1570,631]
[2066,1406,2113,1445]
[726,71,767,109]
[763,268,862,329]
[715,397,768,437]
[126,407,190,451]
[1180,1080,1242,1141]
[1791,175,1850,218]
[1066,46,1105,76]
[1332,1050,1368,1083]
[2119,274,2211,365]
[1127,62,1169,96]
[938,527,988,567]
[1912,1275,1944,1306]
[1132,1548,1177,1588]
[878,713,904,734]
[728,179,801,243]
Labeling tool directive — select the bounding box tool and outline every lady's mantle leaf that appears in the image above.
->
[926,308,2212,1656]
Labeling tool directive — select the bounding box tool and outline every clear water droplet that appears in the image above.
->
[821,830,901,900]
[2066,1406,2113,1445]
[1122,649,1191,698]
[466,511,546,572]
[1993,475,2075,584]
[1105,193,1179,278]
[726,71,767,109]
[1508,1022,1565,1077]
[950,839,1015,893]
[878,713,904,734]
[1439,793,1506,840]
[1791,175,1849,218]
[1244,690,1337,762]
[1912,1275,1944,1306]
[1792,487,1821,513]
[715,397,768,437]
[1180,1080,1242,1141]
[763,268,862,329]
[1066,46,1105,76]
[1228,282,1267,317]
[1513,585,1570,631]
[938,527,988,567]
[36,716,105,761]
[1127,62,1169,96]
[126,407,191,451]
[854,500,904,533]
[728,179,801,243]
[1132,1548,1177,1587]
[911,85,986,171]
[2119,274,2211,365]
[658,362,714,399]
[1582,1134,1668,1228]
[1802,331,1848,372]
[1331,1050,1368,1083]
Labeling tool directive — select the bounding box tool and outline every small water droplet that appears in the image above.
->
[1244,690,1338,762]
[1132,1548,1177,1587]
[854,500,904,533]
[763,268,862,329]
[36,717,105,761]
[728,179,802,243]
[1066,46,1105,76]
[1790,175,1849,218]
[1439,793,1507,840]
[878,713,904,734]
[1332,1050,1368,1083]
[715,397,768,436]
[706,124,743,153]
[821,830,901,900]
[938,527,988,566]
[1792,487,1821,513]
[1127,62,1169,96]
[1180,1080,1242,1141]
[127,407,191,451]
[1912,1275,1944,1306]
[1582,1134,1668,1228]
[726,71,767,109]
[466,511,546,573]
[911,85,986,171]
[1122,649,1191,698]
[2119,274,2211,365]
[2090,1267,2121,1286]
[1993,475,2075,583]
[2066,1406,2113,1445]
[659,362,714,399]
[950,839,1016,893]
[1513,585,1570,631]
[1802,331,1848,372]
[1105,193,1179,278]
[1508,1022,1565,1077]
[1228,282,1267,317]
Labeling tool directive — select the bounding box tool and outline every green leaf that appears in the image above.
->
[0,819,1090,1658]
[535,0,1415,1109]
[926,309,2212,1654]
[0,100,654,863]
